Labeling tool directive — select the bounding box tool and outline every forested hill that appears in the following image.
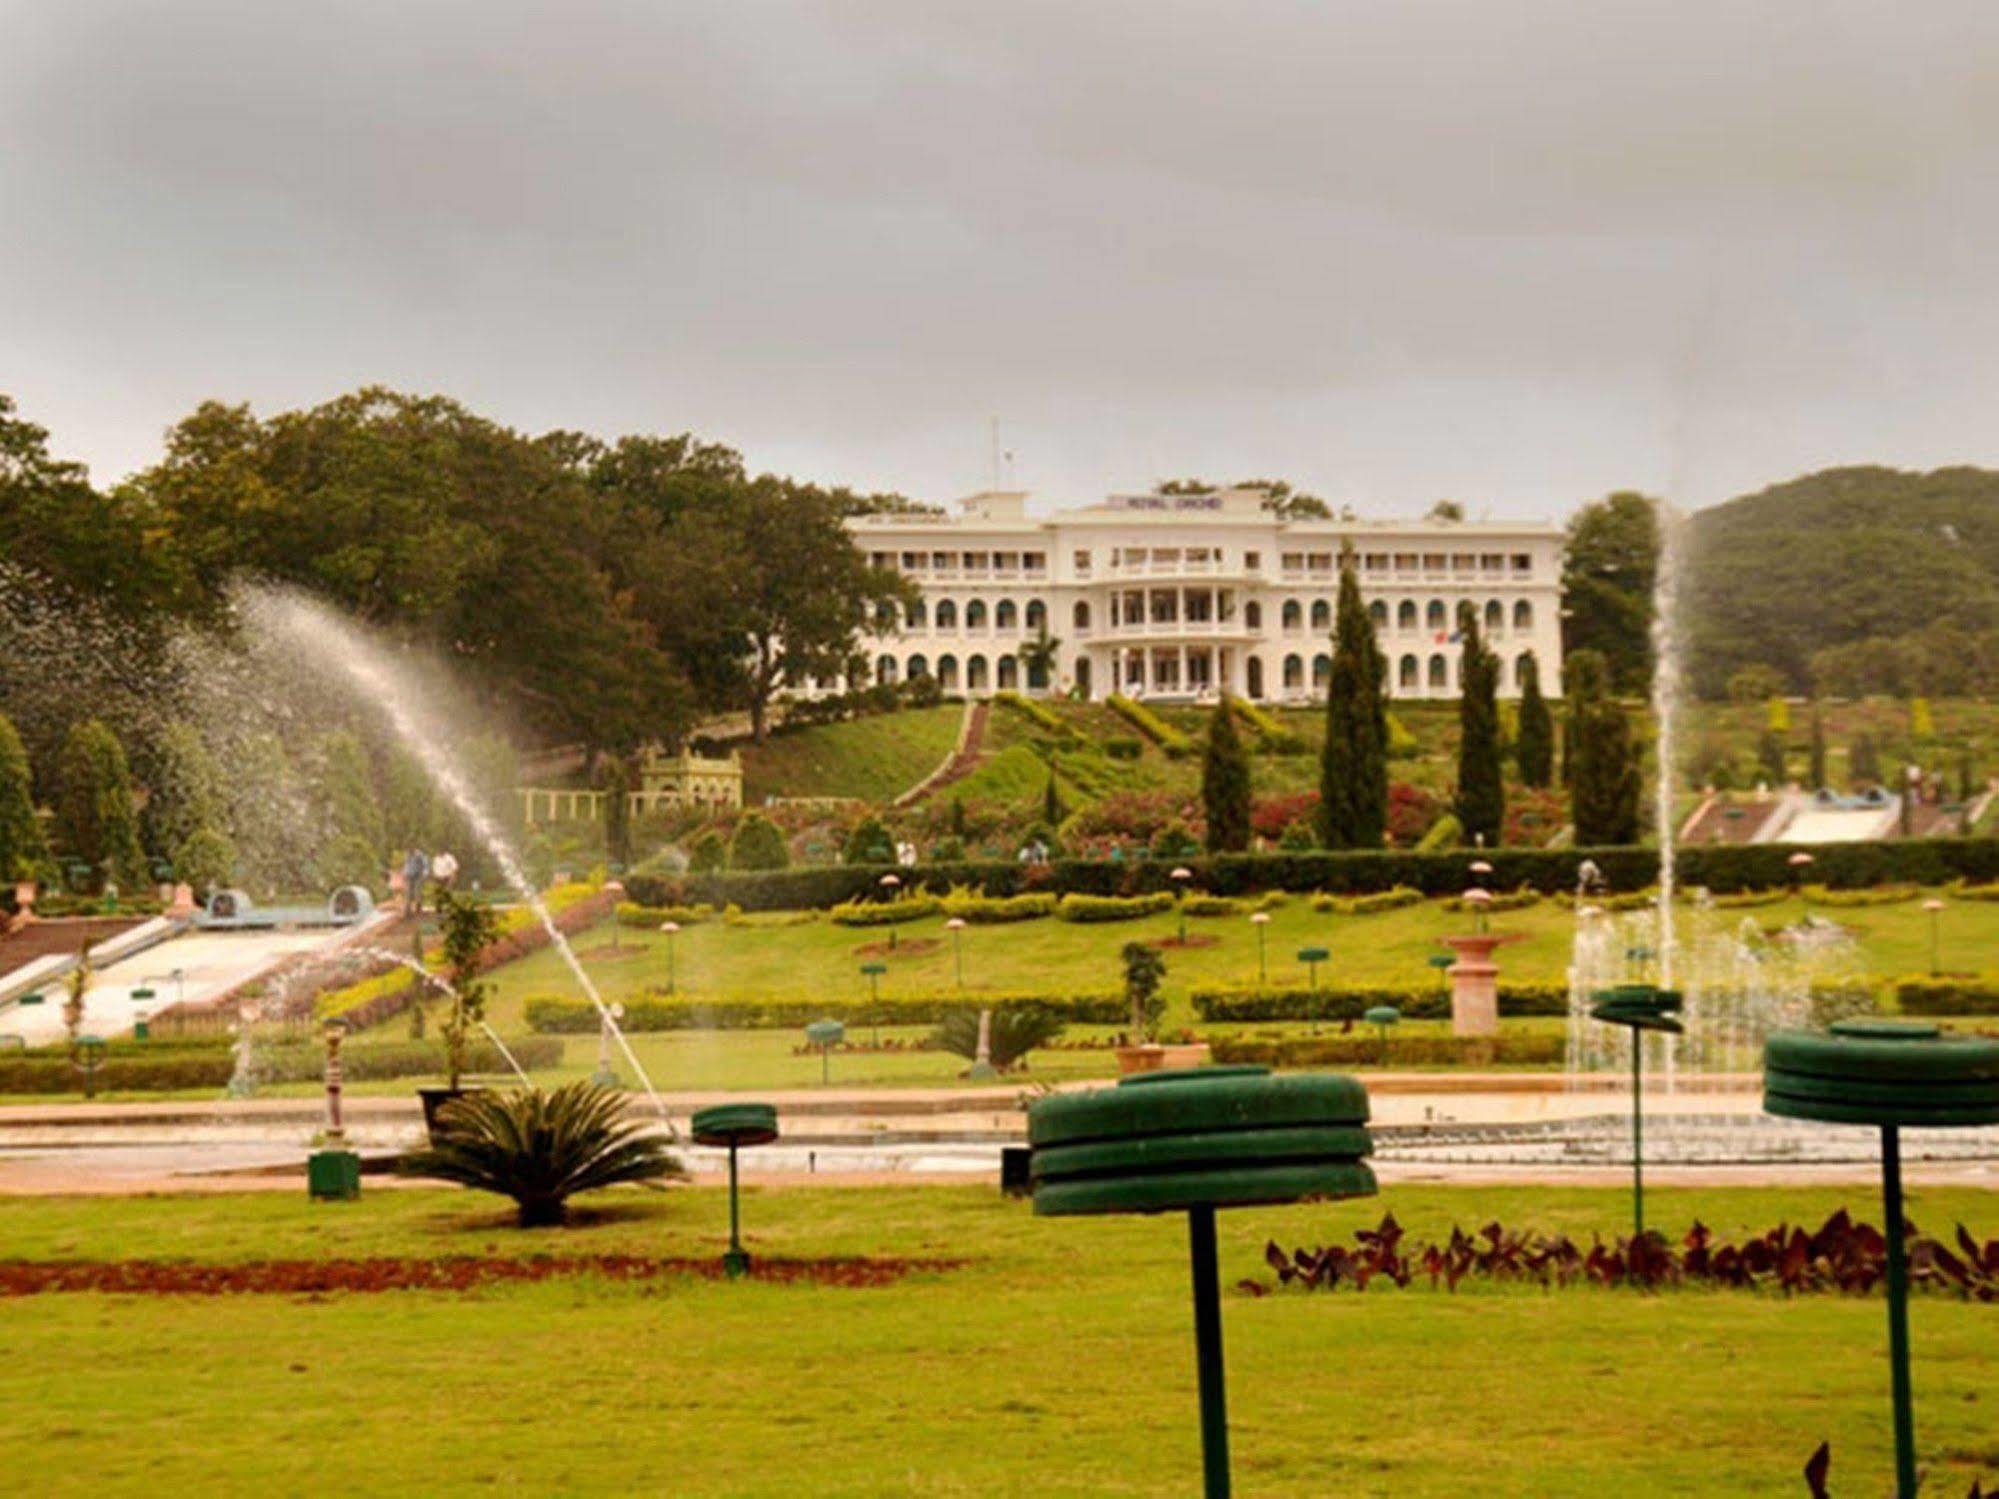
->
[1684,465,1999,696]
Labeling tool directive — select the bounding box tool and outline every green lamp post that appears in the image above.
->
[1588,983,1683,1238]
[1029,1065,1376,1498]
[71,1035,106,1099]
[1249,911,1270,983]
[1363,1004,1400,1064]
[1921,898,1944,977]
[1425,951,1453,991]
[1296,946,1329,1031]
[1764,1020,1999,1499]
[805,1019,845,1084]
[858,961,888,1047]
[692,1102,780,1278]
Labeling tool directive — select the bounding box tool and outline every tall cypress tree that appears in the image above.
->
[1202,697,1252,852]
[0,711,49,884]
[598,754,633,867]
[1514,653,1554,788]
[1570,651,1641,844]
[1454,616,1504,845]
[56,719,146,890]
[1317,549,1387,847]
[1808,708,1828,791]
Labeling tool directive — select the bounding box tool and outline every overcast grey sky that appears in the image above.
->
[7,2,1999,519]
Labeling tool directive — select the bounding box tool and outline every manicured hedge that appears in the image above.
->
[524,991,1124,1032]
[616,901,716,927]
[0,1037,562,1094]
[1056,891,1175,923]
[1181,891,1286,918]
[621,837,1999,915]
[941,891,1058,923]
[1312,887,1425,915]
[1211,1034,1565,1068]
[1892,976,1999,1016]
[1192,983,1569,1023]
[830,893,944,927]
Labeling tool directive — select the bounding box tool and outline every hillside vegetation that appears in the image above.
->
[1686,465,1999,696]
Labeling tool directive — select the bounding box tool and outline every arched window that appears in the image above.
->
[966,599,988,630]
[1426,600,1446,632]
[1368,600,1388,629]
[1484,599,1503,634]
[967,654,989,690]
[1073,600,1091,630]
[878,654,899,683]
[1513,599,1533,632]
[937,654,959,690]
[1312,652,1332,686]
[875,600,898,632]
[1244,601,1262,630]
[934,599,957,631]
[996,599,1018,631]
[997,655,1019,689]
[1247,656,1264,698]
[1282,654,1304,689]
[1311,599,1331,632]
[1515,652,1535,689]
[905,599,926,630]
[1399,654,1419,689]
[1282,600,1303,631]
[907,654,928,678]
[1025,599,1046,632]
[1397,600,1417,631]
[1428,653,1448,690]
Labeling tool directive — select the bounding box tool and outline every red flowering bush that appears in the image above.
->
[1252,791,1319,840]
[1386,782,1441,845]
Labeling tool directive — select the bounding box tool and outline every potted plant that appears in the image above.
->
[1112,942,1210,1074]
[418,888,499,1141]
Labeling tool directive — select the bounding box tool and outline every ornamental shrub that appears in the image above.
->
[686,828,727,874]
[1149,821,1201,861]
[730,812,790,871]
[842,815,896,866]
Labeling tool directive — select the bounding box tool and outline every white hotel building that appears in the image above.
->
[845,487,1565,703]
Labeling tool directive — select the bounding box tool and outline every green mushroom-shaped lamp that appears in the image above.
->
[1764,1020,1999,1499]
[1029,1065,1375,1498]
[691,1102,780,1278]
[1589,984,1683,1237]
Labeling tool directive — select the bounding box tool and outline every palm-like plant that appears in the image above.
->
[931,1003,1066,1072]
[400,1080,685,1226]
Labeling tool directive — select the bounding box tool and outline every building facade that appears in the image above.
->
[842,487,1564,702]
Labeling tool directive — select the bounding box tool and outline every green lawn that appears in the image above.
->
[0,1183,1993,1496]
[491,889,1987,1015]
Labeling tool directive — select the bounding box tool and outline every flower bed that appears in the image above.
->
[1191,982,1568,1023]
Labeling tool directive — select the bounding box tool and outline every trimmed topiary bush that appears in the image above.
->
[729,812,790,871]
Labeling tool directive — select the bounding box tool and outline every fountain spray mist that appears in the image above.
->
[1649,499,1685,991]
[239,586,668,1116]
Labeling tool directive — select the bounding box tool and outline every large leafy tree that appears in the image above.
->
[1454,618,1504,846]
[1317,551,1388,847]
[1201,698,1252,852]
[139,722,226,866]
[688,476,913,741]
[1562,492,1659,695]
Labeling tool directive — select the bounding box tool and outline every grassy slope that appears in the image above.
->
[743,696,1999,825]
[738,703,964,804]
[0,1183,1993,1496]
